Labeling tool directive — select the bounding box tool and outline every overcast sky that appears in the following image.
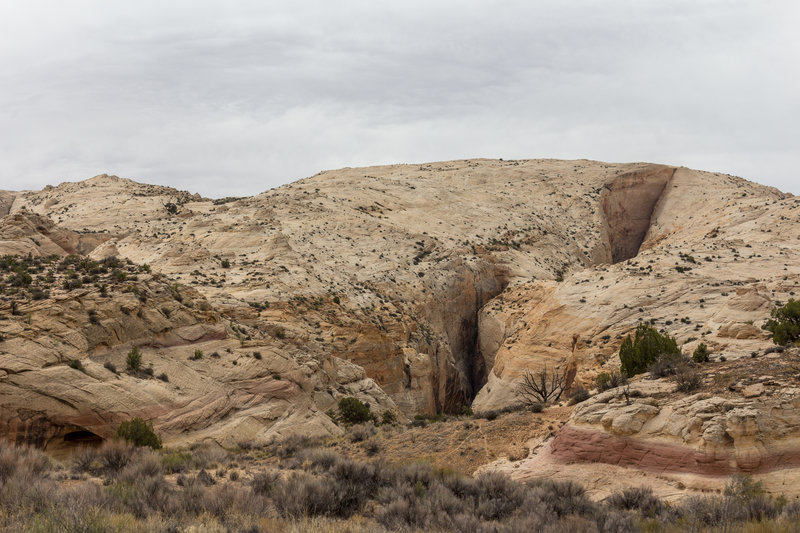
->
[1,1,798,197]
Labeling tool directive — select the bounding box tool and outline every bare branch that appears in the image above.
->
[516,365,565,405]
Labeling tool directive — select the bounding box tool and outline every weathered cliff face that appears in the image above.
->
[0,211,111,257]
[2,159,797,461]
[472,165,795,412]
[600,165,675,263]
[7,161,653,417]
[0,259,214,449]
[324,261,509,414]
[0,241,396,452]
[418,262,508,412]
[0,191,16,218]
[472,165,681,410]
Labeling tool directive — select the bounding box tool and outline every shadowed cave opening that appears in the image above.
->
[41,427,105,457]
[63,430,104,446]
[53,430,104,454]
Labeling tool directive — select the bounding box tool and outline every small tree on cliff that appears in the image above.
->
[764,299,800,345]
[116,417,162,449]
[619,323,680,377]
[126,346,142,371]
[338,397,372,425]
[692,342,710,363]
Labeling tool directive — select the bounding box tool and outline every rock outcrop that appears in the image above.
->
[0,250,394,452]
[472,165,796,411]
[482,350,800,500]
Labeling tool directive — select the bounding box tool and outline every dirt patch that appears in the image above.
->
[328,407,572,475]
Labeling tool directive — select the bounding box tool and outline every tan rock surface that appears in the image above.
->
[9,162,694,416]
[0,243,394,451]
[472,165,797,410]
[2,158,799,485]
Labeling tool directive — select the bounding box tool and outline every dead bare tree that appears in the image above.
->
[621,383,631,405]
[517,366,566,405]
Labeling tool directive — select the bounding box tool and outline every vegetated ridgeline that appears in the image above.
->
[1,158,799,500]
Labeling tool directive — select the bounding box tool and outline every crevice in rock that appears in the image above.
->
[601,165,675,263]
[0,191,15,217]
[430,165,677,412]
[462,167,678,412]
[429,266,509,414]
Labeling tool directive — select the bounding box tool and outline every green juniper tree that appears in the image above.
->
[619,323,680,377]
[764,299,800,345]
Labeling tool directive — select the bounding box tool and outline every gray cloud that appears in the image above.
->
[1,0,798,196]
